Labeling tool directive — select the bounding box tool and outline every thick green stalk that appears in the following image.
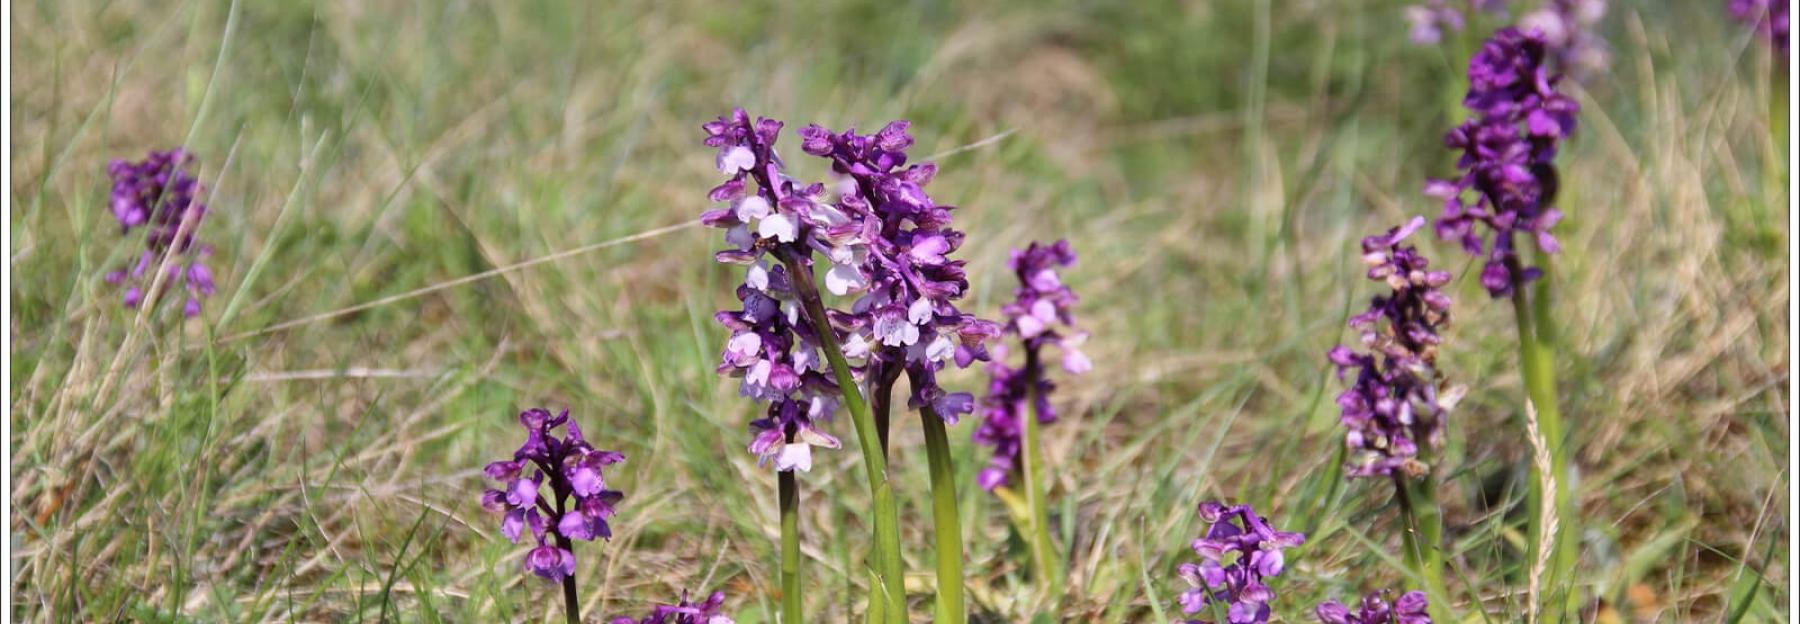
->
[865,359,895,624]
[1770,53,1789,172]
[1021,354,1063,599]
[779,250,907,624]
[1392,473,1454,624]
[920,408,967,624]
[1510,261,1576,619]
[779,470,804,623]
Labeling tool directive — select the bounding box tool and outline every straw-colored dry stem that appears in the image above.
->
[1524,400,1560,624]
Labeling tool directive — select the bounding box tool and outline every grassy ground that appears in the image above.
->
[7,1,1790,621]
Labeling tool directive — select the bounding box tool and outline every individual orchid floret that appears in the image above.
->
[480,408,625,582]
[973,240,1084,491]
[1327,218,1463,479]
[1177,502,1306,624]
[747,394,843,472]
[104,149,218,317]
[1316,590,1432,624]
[1427,27,1578,298]
[796,120,999,423]
[608,590,735,624]
[1727,0,1790,55]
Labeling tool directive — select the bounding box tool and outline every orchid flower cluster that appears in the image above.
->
[702,109,848,472]
[1427,26,1579,298]
[1176,502,1307,624]
[480,408,625,582]
[609,591,735,624]
[795,120,999,423]
[974,240,1087,490]
[1728,0,1790,55]
[1315,590,1432,624]
[104,148,217,317]
[1326,217,1461,479]
[702,109,998,471]
[702,110,1002,621]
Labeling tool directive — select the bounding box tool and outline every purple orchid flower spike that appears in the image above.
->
[1327,218,1464,478]
[975,240,1086,491]
[701,109,851,472]
[1177,502,1306,624]
[1728,0,1790,56]
[1427,27,1579,298]
[704,110,999,461]
[479,408,625,584]
[795,119,999,424]
[104,149,219,317]
[1518,0,1611,77]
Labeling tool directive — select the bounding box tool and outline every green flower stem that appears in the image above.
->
[1021,351,1063,599]
[780,470,804,624]
[1391,470,1454,624]
[1770,53,1788,169]
[920,407,967,624]
[1510,256,1576,618]
[779,250,907,624]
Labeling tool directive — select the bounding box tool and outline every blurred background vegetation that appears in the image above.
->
[8,0,1789,621]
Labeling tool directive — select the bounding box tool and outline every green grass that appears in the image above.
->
[8,0,1790,621]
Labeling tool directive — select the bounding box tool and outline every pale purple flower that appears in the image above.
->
[974,241,1084,491]
[104,149,218,317]
[1519,0,1610,77]
[1177,502,1306,624]
[1408,0,1607,75]
[1406,0,1468,44]
[480,408,625,582]
[1428,27,1578,298]
[1328,218,1462,479]
[1316,590,1432,624]
[1406,0,1511,45]
[1728,0,1790,55]
[609,590,735,624]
